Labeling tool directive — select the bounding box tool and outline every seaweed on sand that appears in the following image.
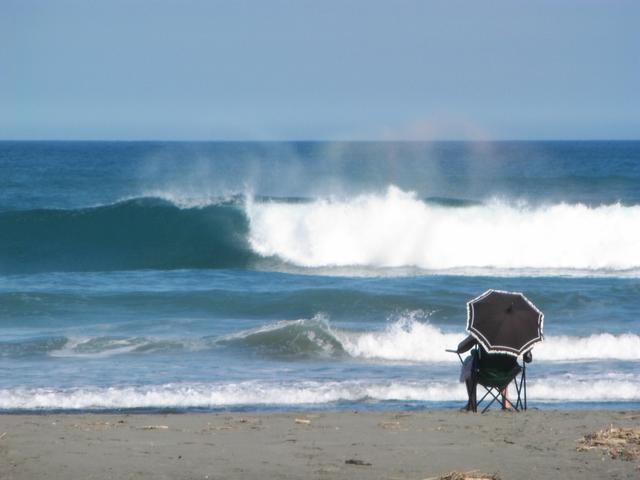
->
[577,425,640,461]
[425,471,501,480]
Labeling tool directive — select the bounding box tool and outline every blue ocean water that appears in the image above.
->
[1,141,639,412]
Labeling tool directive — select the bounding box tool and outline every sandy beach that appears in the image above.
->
[0,410,638,479]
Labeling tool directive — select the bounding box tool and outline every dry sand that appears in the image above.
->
[0,410,638,479]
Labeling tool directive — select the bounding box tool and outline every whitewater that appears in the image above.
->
[246,186,640,273]
[3,376,640,411]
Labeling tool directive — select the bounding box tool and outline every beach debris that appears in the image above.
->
[345,458,372,466]
[379,421,402,430]
[139,425,169,430]
[393,413,411,418]
[0,432,6,440]
[577,425,640,461]
[234,417,261,429]
[72,421,122,431]
[201,425,233,432]
[425,471,501,480]
[294,418,311,425]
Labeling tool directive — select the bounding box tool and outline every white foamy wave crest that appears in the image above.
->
[216,312,465,363]
[0,381,465,410]
[2,377,638,410]
[337,318,640,363]
[43,324,640,363]
[338,314,464,363]
[536,333,640,361]
[529,376,640,402]
[246,186,640,273]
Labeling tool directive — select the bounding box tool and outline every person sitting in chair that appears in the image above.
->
[457,335,532,411]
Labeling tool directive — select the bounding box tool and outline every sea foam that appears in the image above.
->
[335,318,640,363]
[37,317,640,363]
[246,186,640,273]
[1,377,638,411]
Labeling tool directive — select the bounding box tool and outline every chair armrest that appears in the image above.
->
[456,335,477,354]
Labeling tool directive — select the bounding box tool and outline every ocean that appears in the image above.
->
[1,141,639,412]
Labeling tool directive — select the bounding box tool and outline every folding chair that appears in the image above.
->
[448,346,528,413]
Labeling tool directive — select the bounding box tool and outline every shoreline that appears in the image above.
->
[1,410,638,479]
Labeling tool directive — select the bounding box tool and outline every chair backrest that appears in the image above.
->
[476,346,517,368]
[474,346,522,389]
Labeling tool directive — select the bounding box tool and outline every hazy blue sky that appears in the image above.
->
[2,0,639,140]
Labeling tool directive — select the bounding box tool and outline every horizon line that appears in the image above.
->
[1,138,639,143]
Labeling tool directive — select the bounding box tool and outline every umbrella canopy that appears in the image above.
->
[466,289,544,357]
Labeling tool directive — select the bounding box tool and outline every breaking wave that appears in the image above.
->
[1,376,638,411]
[2,187,640,275]
[247,186,640,273]
[4,316,639,363]
[220,315,640,363]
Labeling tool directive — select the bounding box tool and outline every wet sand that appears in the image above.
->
[0,410,638,479]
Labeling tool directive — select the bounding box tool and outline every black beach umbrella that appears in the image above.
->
[466,289,544,357]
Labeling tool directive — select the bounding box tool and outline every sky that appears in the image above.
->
[1,0,639,140]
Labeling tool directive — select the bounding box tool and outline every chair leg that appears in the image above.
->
[477,383,526,413]
[467,377,478,412]
[523,364,527,410]
[513,369,526,412]
[515,374,523,410]
[475,366,528,413]
[478,387,503,413]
